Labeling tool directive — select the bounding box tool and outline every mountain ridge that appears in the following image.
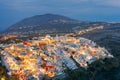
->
[4,14,82,35]
[2,13,120,36]
[9,13,79,28]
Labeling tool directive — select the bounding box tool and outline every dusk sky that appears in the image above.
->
[0,0,120,31]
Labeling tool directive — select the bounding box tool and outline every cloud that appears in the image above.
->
[0,0,120,29]
[0,0,92,10]
[88,0,120,7]
[1,0,120,19]
[1,0,120,9]
[101,0,120,7]
[0,0,120,16]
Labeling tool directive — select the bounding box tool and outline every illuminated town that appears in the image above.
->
[0,34,113,80]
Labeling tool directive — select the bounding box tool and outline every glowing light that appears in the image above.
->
[1,34,112,79]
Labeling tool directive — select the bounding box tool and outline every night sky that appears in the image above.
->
[0,0,120,31]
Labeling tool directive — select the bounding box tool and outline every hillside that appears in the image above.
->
[2,14,120,61]
[0,14,120,80]
[3,14,120,36]
[4,14,80,35]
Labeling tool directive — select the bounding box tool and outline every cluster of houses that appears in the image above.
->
[0,34,113,80]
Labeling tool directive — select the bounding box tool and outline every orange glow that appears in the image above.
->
[22,42,32,46]
[1,34,112,80]
[47,71,56,77]
[0,35,17,40]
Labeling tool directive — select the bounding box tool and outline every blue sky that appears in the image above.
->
[0,0,120,31]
